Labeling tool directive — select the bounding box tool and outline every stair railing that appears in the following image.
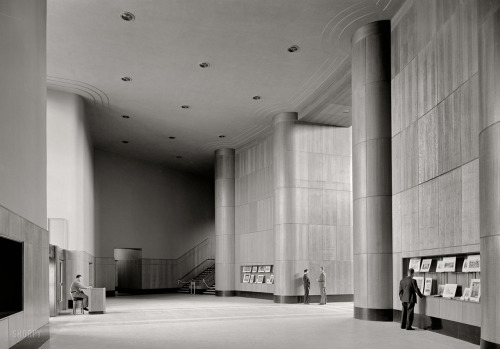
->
[177,259,215,285]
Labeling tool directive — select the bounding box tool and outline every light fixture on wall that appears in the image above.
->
[120,12,135,21]
[121,76,132,82]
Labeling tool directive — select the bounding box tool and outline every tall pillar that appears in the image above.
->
[214,148,235,296]
[351,21,393,321]
[273,112,308,303]
[478,3,500,348]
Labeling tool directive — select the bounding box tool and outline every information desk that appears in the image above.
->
[83,288,106,314]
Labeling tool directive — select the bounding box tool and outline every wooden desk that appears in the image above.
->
[84,288,106,314]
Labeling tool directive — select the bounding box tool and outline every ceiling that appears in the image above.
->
[47,0,403,177]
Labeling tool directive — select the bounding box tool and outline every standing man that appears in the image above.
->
[316,266,327,305]
[303,269,310,304]
[399,268,424,330]
[70,274,92,312]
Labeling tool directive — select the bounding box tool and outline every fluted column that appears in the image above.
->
[478,3,500,347]
[351,21,393,321]
[273,112,308,303]
[214,148,235,296]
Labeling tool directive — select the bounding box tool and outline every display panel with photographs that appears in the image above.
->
[461,287,471,301]
[413,277,424,293]
[420,259,432,272]
[442,257,456,272]
[469,279,480,302]
[423,278,433,296]
[442,284,458,298]
[467,255,480,272]
[409,258,421,272]
[243,274,250,283]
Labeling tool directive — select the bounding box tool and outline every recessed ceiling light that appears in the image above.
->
[176,156,183,159]
[253,96,261,100]
[287,45,300,53]
[120,12,135,21]
[122,115,130,119]
[122,141,129,144]
[199,62,210,68]
[121,76,132,82]
[219,135,225,138]
[181,105,190,109]
[169,136,175,139]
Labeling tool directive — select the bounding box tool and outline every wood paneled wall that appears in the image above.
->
[0,206,49,348]
[95,257,115,292]
[391,0,480,311]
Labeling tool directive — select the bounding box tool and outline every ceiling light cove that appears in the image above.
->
[287,45,300,53]
[121,76,132,82]
[120,12,135,21]
[199,62,210,68]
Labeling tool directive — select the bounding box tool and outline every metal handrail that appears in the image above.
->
[178,259,215,283]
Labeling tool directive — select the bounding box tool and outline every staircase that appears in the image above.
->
[178,265,215,295]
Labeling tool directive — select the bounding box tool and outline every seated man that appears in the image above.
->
[70,274,91,311]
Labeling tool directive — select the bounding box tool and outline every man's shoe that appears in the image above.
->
[83,307,89,311]
[406,327,415,330]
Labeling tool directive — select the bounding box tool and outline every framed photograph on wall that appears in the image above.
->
[469,279,480,302]
[269,274,274,284]
[256,275,264,283]
[442,284,458,298]
[423,278,433,296]
[264,265,271,273]
[258,266,265,273]
[420,259,432,272]
[413,277,424,293]
[243,274,250,283]
[249,274,255,283]
[252,266,258,273]
[442,257,456,272]
[242,266,252,273]
[409,258,421,272]
[467,255,480,272]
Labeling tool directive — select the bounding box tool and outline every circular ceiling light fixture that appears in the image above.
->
[176,156,183,159]
[122,140,129,144]
[252,96,261,100]
[169,136,176,139]
[122,115,130,119]
[181,105,190,109]
[199,62,210,68]
[121,76,132,82]
[120,12,135,21]
[287,45,300,53]
[219,135,225,138]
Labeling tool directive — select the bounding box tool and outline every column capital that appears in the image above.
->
[273,112,298,125]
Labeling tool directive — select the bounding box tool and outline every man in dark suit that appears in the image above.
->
[399,268,424,330]
[303,269,310,304]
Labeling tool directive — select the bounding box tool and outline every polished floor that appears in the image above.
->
[43,294,478,349]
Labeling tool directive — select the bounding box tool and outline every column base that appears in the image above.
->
[215,290,235,297]
[354,307,393,321]
[481,339,500,349]
[274,294,353,304]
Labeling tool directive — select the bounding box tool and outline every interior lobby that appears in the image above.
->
[0,0,499,348]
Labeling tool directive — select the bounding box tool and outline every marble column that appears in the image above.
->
[214,148,235,296]
[273,112,308,303]
[478,2,500,347]
[351,21,393,321]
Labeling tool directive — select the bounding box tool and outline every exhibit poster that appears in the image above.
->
[249,274,255,283]
[436,261,445,272]
[256,275,264,283]
[413,276,424,293]
[258,266,265,273]
[442,284,458,298]
[469,279,480,302]
[423,278,433,296]
[420,259,432,272]
[409,258,421,272]
[242,266,252,273]
[243,274,250,283]
[462,259,469,272]
[442,256,456,272]
[437,284,445,296]
[264,265,271,273]
[467,255,480,272]
[252,266,258,273]
[269,275,275,284]
[461,287,471,301]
